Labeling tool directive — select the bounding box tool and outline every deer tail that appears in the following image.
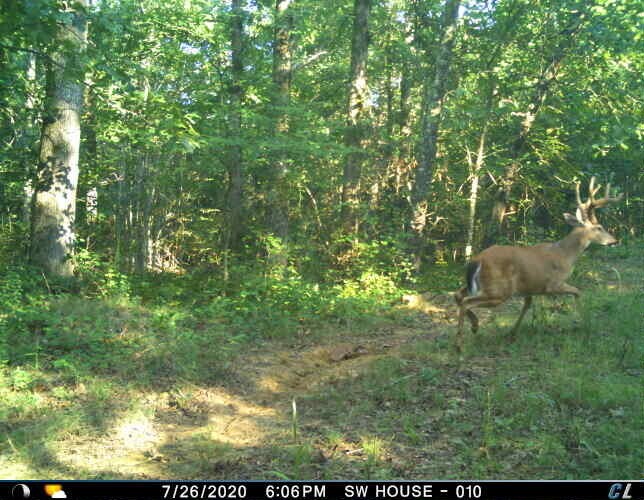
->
[466,261,481,296]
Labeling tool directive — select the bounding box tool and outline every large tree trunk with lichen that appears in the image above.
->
[30,0,87,277]
[341,0,371,233]
[268,0,292,267]
[410,0,460,266]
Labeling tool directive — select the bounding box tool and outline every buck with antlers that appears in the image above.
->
[454,177,622,349]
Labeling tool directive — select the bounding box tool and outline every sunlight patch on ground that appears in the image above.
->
[200,389,279,447]
[117,414,158,450]
[402,293,449,315]
[54,411,160,475]
[0,457,36,479]
[51,387,282,476]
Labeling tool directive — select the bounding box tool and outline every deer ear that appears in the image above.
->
[563,212,584,227]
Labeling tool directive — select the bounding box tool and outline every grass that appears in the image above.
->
[0,240,641,479]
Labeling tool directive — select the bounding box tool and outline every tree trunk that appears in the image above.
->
[134,153,151,274]
[77,89,98,229]
[114,158,127,271]
[410,0,460,265]
[399,53,411,141]
[465,79,496,258]
[341,0,371,233]
[30,0,88,276]
[227,0,244,252]
[394,44,413,196]
[22,52,37,224]
[465,123,487,259]
[268,0,292,267]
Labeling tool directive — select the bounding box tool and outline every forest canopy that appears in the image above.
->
[1,0,641,279]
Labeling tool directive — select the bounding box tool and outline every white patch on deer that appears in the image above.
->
[470,262,481,296]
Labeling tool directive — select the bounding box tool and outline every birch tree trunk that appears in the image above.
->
[30,0,88,276]
[410,0,460,264]
[465,80,497,259]
[134,153,151,274]
[341,0,371,233]
[22,52,37,224]
[465,123,487,259]
[114,160,127,270]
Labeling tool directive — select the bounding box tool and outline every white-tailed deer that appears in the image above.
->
[455,177,622,349]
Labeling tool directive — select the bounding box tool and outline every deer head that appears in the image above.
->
[563,176,622,246]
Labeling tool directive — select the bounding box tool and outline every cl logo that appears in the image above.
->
[608,483,633,500]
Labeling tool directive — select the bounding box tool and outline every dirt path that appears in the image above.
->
[51,295,452,478]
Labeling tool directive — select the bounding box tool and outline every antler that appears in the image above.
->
[575,176,623,223]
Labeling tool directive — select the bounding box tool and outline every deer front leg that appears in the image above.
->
[548,282,581,297]
[548,282,582,325]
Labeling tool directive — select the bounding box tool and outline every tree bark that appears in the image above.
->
[465,122,488,259]
[134,153,151,274]
[465,79,497,259]
[268,0,292,267]
[410,0,460,264]
[114,160,127,270]
[341,0,371,233]
[77,89,98,229]
[226,0,244,252]
[30,0,88,276]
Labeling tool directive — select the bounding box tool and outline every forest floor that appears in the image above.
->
[1,243,642,479]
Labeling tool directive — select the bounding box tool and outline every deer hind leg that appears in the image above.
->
[510,296,533,337]
[461,295,508,327]
[455,287,480,334]
[457,305,479,338]
[456,295,507,351]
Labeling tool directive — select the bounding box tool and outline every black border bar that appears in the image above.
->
[0,480,642,500]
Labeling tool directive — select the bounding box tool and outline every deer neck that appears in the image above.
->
[555,227,590,264]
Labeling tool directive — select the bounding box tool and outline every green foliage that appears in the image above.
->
[74,249,132,298]
[0,263,47,365]
[187,267,407,340]
[418,261,463,292]
[330,236,417,283]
